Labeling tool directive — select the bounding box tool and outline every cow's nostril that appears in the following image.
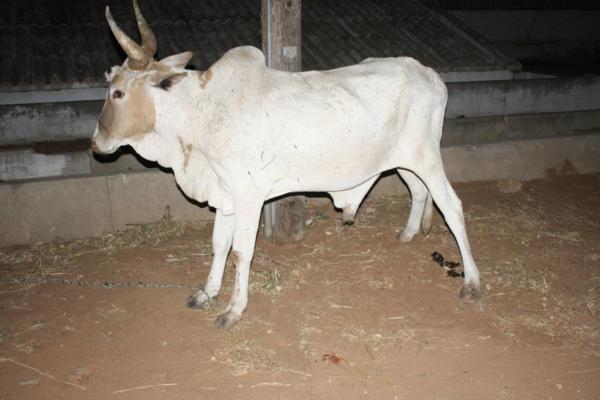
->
[90,138,98,152]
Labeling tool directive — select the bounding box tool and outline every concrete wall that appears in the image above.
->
[0,101,101,146]
[446,77,600,118]
[0,87,107,106]
[0,171,214,246]
[442,110,600,147]
[0,149,90,181]
[2,133,599,247]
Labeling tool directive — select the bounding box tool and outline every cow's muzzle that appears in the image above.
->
[91,122,115,154]
[90,138,99,153]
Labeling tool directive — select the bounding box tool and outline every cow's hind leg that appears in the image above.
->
[187,210,234,309]
[214,201,263,329]
[412,158,481,299]
[397,169,433,242]
[329,175,379,225]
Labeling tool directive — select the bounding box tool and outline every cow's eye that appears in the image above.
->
[112,90,124,99]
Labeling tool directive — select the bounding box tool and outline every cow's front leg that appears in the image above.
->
[215,203,262,329]
[187,210,234,309]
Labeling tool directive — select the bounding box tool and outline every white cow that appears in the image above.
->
[92,0,481,328]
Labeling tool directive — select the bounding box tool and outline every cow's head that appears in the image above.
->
[91,0,193,154]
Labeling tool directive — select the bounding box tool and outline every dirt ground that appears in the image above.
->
[1,173,599,399]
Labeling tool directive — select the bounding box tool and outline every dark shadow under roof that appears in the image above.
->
[429,1,600,10]
[0,0,519,91]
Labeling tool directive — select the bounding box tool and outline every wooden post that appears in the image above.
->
[261,0,305,243]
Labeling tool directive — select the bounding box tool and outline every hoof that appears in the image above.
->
[186,290,216,310]
[396,231,415,243]
[459,284,481,300]
[342,209,355,225]
[421,222,432,236]
[215,310,243,329]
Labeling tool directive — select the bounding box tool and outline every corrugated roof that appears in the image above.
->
[302,0,518,72]
[0,0,518,92]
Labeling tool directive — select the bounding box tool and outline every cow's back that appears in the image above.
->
[262,57,446,192]
[204,47,448,194]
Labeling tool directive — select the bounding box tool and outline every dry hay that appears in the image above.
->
[211,336,278,377]
[483,263,599,353]
[0,209,207,289]
[471,199,600,354]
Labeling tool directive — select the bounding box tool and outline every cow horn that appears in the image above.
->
[105,4,153,70]
[133,0,157,57]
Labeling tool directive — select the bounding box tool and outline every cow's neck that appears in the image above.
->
[132,70,229,208]
[130,70,220,170]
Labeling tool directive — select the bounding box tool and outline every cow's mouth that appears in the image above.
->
[91,124,119,155]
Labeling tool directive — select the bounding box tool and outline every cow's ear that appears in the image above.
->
[159,51,194,69]
[154,72,187,91]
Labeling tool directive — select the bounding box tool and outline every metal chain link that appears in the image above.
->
[2,252,286,290]
[3,275,197,289]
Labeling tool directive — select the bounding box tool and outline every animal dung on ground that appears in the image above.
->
[431,251,445,267]
[446,269,464,278]
[431,251,464,278]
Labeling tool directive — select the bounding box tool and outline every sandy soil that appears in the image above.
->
[1,174,599,399]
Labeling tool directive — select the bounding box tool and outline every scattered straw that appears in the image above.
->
[567,367,600,374]
[113,383,179,394]
[0,357,86,391]
[250,382,291,389]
